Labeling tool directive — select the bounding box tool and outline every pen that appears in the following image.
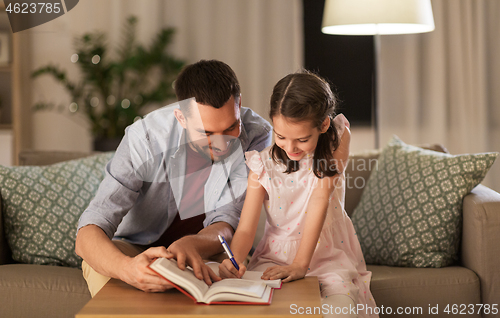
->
[218,235,240,270]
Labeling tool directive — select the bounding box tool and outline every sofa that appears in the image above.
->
[1,147,499,318]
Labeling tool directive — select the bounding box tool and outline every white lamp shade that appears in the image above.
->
[322,0,435,35]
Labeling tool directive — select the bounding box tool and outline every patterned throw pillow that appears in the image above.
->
[351,136,498,267]
[0,152,114,268]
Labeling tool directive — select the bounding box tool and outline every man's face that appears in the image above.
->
[176,96,242,162]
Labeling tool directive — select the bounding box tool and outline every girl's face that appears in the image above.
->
[272,115,328,161]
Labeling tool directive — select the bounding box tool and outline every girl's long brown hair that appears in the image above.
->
[270,71,340,178]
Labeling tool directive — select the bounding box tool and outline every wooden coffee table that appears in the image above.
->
[76,276,322,317]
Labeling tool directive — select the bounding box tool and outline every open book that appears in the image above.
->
[149,258,280,305]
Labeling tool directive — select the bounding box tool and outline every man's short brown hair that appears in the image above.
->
[175,60,240,110]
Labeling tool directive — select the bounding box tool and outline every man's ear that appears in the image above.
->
[174,109,187,129]
[237,94,242,108]
[321,117,330,133]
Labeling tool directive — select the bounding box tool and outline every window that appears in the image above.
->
[303,0,373,126]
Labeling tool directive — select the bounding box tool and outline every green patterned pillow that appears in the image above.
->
[351,136,498,267]
[0,152,114,268]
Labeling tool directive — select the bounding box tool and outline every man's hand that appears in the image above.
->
[218,259,246,279]
[76,225,177,293]
[261,262,307,283]
[167,236,221,285]
[118,246,175,293]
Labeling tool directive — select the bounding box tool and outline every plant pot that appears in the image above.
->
[93,137,122,152]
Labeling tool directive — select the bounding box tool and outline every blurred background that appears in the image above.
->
[0,0,498,191]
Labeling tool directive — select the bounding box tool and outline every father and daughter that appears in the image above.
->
[77,60,377,318]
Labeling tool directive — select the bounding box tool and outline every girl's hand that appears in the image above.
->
[261,262,307,283]
[219,259,247,279]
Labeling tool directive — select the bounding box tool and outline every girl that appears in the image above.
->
[219,71,377,318]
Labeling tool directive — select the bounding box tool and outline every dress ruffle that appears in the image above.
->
[332,114,350,174]
[245,150,272,193]
[333,113,348,138]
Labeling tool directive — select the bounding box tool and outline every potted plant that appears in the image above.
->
[32,16,185,151]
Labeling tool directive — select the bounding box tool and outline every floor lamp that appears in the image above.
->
[321,0,435,149]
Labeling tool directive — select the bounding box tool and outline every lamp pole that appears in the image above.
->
[372,34,382,149]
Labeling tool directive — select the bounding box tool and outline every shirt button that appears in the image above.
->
[148,240,152,244]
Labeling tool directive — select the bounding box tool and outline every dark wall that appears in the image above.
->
[303,0,373,126]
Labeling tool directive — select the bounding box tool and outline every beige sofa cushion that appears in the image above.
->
[368,265,480,318]
[0,264,90,318]
[18,150,99,166]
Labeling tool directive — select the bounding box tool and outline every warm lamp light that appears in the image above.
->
[321,0,435,148]
[322,0,435,35]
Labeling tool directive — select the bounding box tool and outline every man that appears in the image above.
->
[75,60,272,297]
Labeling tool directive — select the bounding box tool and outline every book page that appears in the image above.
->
[149,258,209,301]
[204,278,266,301]
[241,271,281,288]
[205,261,282,288]
[205,285,273,304]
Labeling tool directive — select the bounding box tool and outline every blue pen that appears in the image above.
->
[218,235,240,270]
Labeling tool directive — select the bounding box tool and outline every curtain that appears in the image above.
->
[30,0,303,151]
[377,0,500,191]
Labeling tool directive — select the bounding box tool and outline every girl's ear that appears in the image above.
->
[174,109,187,129]
[320,117,330,133]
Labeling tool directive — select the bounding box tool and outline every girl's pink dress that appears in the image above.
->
[245,114,378,316]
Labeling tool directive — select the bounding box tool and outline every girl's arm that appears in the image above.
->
[219,170,266,278]
[262,126,351,283]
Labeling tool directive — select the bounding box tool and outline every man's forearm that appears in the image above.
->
[189,222,234,259]
[75,224,130,279]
